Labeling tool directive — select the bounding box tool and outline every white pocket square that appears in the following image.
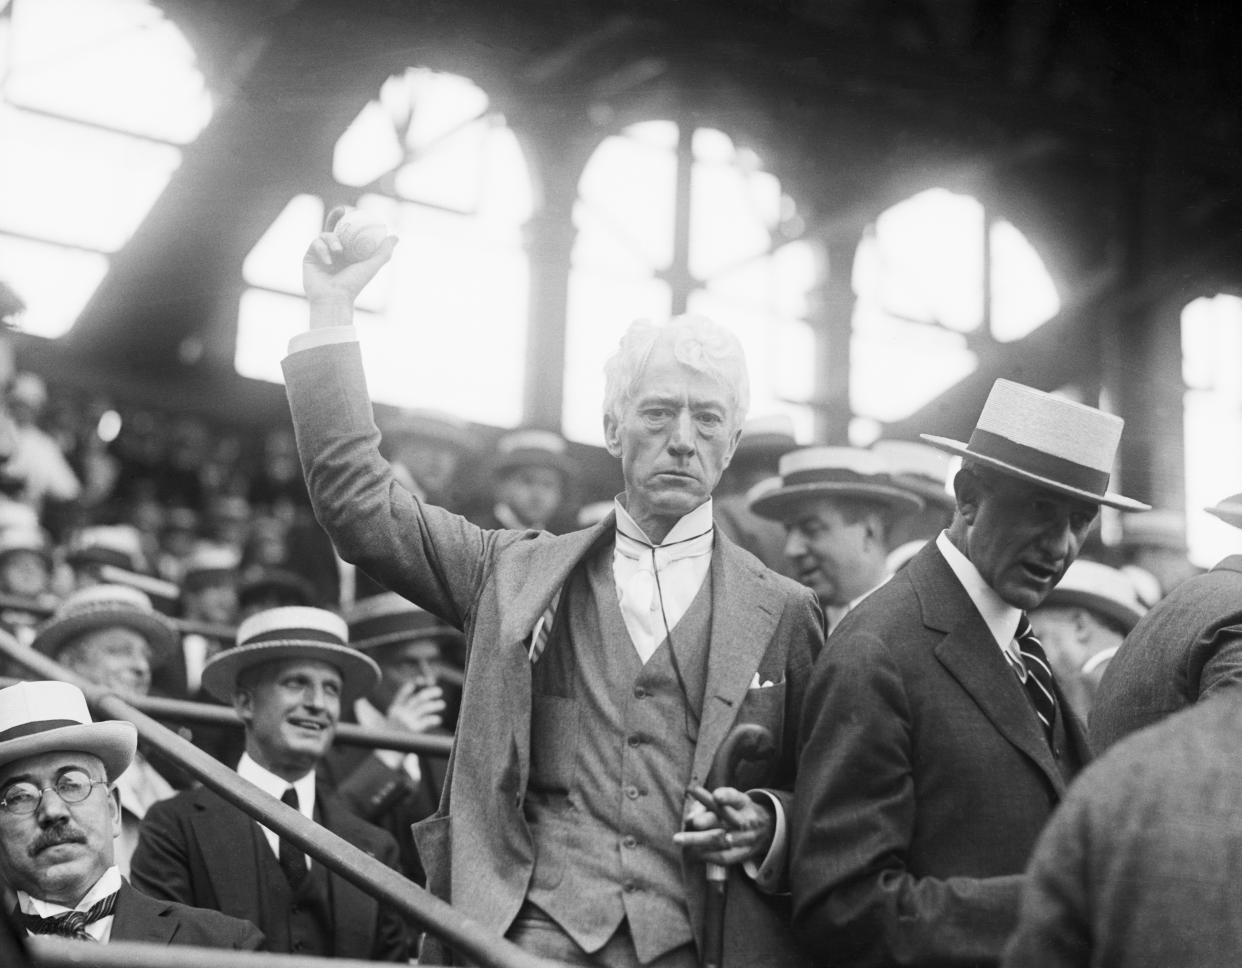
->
[749,673,776,689]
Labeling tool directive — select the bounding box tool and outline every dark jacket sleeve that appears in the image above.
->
[130,798,199,907]
[791,629,1022,967]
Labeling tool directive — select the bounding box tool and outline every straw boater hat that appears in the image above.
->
[1121,509,1188,551]
[0,527,51,565]
[181,544,240,593]
[32,584,178,666]
[491,429,577,479]
[346,592,459,652]
[200,606,379,704]
[921,379,1150,512]
[1205,492,1242,530]
[0,680,136,781]
[870,439,957,512]
[748,446,926,522]
[1041,559,1147,634]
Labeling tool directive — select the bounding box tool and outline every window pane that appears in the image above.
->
[0,234,108,338]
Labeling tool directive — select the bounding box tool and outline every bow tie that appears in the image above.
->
[20,890,118,940]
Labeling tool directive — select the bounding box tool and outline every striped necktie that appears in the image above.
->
[20,890,118,940]
[1007,614,1058,743]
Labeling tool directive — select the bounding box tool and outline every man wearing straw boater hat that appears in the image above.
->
[1090,490,1242,754]
[749,446,924,630]
[31,585,182,876]
[129,606,410,961]
[473,428,578,533]
[289,220,823,968]
[0,680,261,948]
[791,378,1149,967]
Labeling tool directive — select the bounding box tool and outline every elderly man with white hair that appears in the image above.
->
[282,217,824,968]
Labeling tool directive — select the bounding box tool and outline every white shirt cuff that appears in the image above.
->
[742,789,788,893]
[288,325,358,356]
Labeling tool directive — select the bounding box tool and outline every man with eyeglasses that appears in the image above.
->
[0,680,262,948]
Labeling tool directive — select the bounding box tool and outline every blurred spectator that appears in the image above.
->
[156,505,201,585]
[714,415,798,577]
[65,524,178,615]
[2,372,82,515]
[1029,559,1146,722]
[871,439,958,573]
[204,494,250,558]
[1117,508,1198,601]
[236,565,316,621]
[379,407,475,512]
[160,544,240,701]
[248,427,310,522]
[242,515,290,572]
[475,429,577,533]
[0,527,56,647]
[31,584,181,874]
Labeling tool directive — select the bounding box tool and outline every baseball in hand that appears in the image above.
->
[333,209,390,263]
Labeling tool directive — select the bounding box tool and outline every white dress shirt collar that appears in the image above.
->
[18,865,122,943]
[237,753,317,859]
[614,496,714,547]
[935,531,1023,662]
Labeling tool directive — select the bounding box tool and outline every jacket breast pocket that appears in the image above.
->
[730,681,787,788]
[528,695,580,798]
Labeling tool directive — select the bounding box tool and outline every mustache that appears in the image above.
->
[29,823,87,858]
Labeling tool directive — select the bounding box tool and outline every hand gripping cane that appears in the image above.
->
[700,722,776,968]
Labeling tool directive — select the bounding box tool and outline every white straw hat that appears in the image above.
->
[1042,559,1147,634]
[201,606,379,704]
[0,681,135,781]
[921,379,1149,511]
[1205,492,1242,530]
[748,446,925,521]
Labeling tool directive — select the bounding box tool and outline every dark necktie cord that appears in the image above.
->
[278,786,309,887]
[20,890,118,940]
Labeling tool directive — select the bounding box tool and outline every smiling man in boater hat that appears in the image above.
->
[791,379,1149,968]
[129,606,410,961]
[0,680,261,948]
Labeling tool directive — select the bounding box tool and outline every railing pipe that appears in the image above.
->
[27,938,418,968]
[0,634,562,968]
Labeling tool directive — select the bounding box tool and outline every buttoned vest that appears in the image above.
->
[525,543,712,963]
[250,816,332,956]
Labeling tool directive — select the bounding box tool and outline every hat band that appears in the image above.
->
[968,429,1109,495]
[782,467,892,488]
[0,719,82,743]
[240,627,345,648]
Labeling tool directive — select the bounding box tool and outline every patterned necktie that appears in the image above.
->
[20,890,118,940]
[278,787,308,888]
[1008,614,1058,743]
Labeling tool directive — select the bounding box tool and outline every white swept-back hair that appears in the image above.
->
[602,315,750,428]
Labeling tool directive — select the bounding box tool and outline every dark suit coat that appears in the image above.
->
[1089,555,1242,754]
[1005,693,1242,968]
[791,542,1089,968]
[129,782,408,961]
[283,342,825,967]
[110,880,264,949]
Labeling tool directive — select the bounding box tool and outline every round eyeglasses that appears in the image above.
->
[0,770,108,816]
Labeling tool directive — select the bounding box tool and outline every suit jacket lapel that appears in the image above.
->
[109,882,177,945]
[911,547,1067,794]
[691,533,781,786]
[318,791,376,957]
[189,790,264,919]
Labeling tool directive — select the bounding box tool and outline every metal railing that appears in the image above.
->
[0,632,563,968]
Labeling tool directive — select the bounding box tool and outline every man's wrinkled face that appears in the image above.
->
[496,466,564,529]
[604,344,741,536]
[236,658,342,778]
[0,751,118,907]
[961,474,1098,611]
[782,500,882,608]
[59,627,153,697]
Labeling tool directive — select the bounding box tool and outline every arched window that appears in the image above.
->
[235,67,533,428]
[0,0,213,337]
[563,121,819,444]
[1182,294,1242,566]
[850,188,1060,438]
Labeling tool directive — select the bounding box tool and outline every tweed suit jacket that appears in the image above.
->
[1089,555,1242,755]
[790,541,1088,968]
[129,782,408,960]
[282,341,825,967]
[1005,694,1242,968]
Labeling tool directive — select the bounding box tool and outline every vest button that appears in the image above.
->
[622,835,638,849]
[634,686,647,699]
[625,785,640,799]
[1052,745,1062,759]
[623,880,638,893]
[627,734,642,748]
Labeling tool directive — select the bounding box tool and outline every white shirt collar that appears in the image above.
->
[237,752,316,816]
[935,531,1023,659]
[825,575,891,631]
[614,497,714,546]
[19,865,122,939]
